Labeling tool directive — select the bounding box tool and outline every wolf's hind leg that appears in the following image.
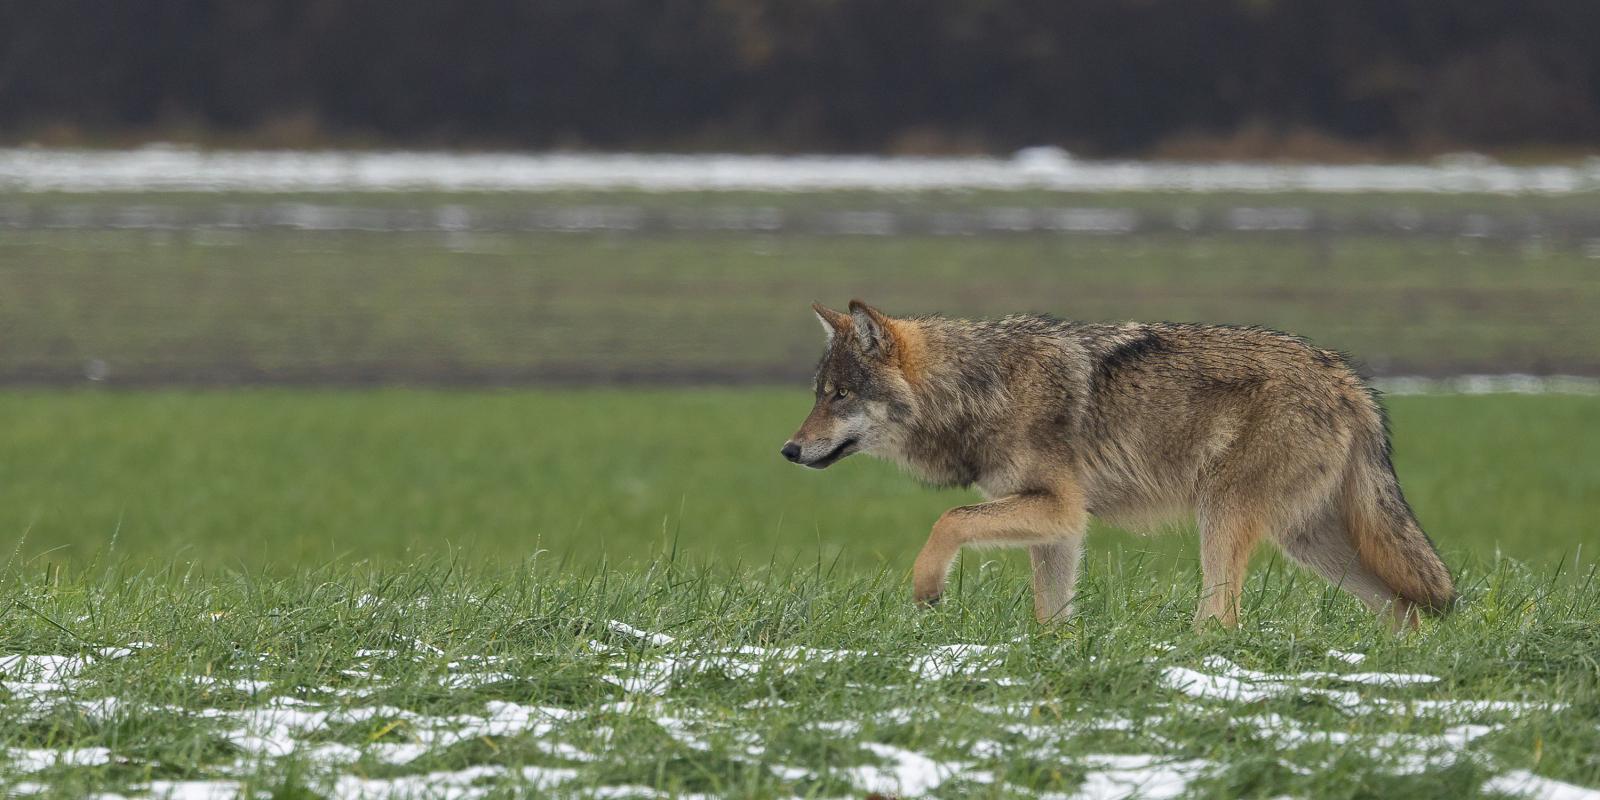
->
[911,489,1087,620]
[1275,511,1422,631]
[1195,508,1270,627]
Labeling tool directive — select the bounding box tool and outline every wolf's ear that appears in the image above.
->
[812,302,851,342]
[848,300,894,355]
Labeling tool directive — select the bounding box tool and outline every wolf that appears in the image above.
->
[780,301,1455,629]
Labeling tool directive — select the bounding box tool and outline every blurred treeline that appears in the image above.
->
[2,0,1598,156]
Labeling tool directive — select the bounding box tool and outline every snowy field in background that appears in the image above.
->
[4,146,1600,194]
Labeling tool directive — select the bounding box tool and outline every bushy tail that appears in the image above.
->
[1341,434,1457,616]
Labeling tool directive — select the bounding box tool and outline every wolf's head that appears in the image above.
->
[781,300,917,469]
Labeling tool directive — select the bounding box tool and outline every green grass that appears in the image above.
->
[2,390,1596,575]
[2,554,1598,798]
[1,389,1596,797]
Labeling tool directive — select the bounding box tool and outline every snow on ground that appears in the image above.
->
[5,621,1598,799]
[4,146,1599,194]
[1372,375,1600,396]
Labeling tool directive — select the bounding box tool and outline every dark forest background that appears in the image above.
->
[3,0,1599,157]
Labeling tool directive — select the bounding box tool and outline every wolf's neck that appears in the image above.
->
[889,323,1024,487]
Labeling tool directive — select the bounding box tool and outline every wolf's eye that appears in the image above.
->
[833,387,849,400]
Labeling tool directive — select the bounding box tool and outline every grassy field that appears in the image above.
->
[3,390,1597,576]
[4,185,1600,798]
[3,190,1600,385]
[3,548,1599,798]
[2,386,1597,800]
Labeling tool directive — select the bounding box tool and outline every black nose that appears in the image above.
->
[780,443,802,463]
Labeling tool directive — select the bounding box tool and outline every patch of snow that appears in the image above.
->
[330,765,506,799]
[518,766,585,789]
[1329,671,1442,687]
[584,784,663,799]
[606,620,676,646]
[8,746,113,773]
[0,653,95,682]
[130,780,248,800]
[908,643,1007,680]
[850,742,982,796]
[1328,650,1367,665]
[1373,375,1600,396]
[1485,770,1600,800]
[1163,665,1281,703]
[1076,754,1215,800]
[1372,698,1567,717]
[5,148,1598,195]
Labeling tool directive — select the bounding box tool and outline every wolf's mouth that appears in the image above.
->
[805,437,859,469]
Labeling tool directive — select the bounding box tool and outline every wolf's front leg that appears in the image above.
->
[910,488,1087,622]
[1029,542,1083,622]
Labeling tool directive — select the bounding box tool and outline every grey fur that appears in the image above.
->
[783,301,1456,629]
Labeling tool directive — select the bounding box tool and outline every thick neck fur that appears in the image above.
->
[889,315,1074,490]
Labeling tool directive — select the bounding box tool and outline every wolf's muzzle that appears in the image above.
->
[782,438,858,469]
